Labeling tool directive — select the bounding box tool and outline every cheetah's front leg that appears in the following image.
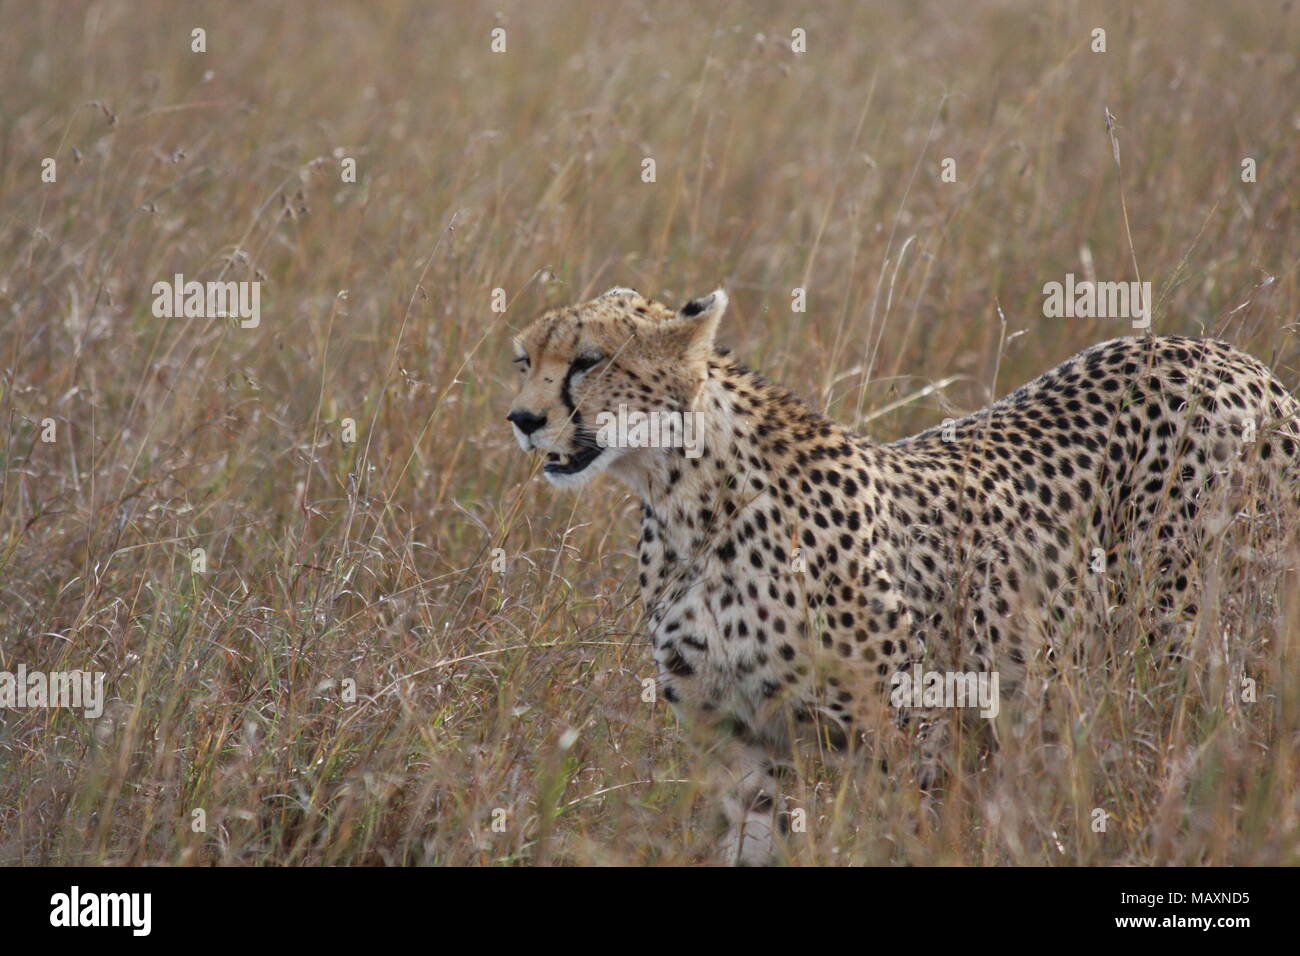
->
[716,737,784,866]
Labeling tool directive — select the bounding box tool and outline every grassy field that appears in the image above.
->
[1,0,1297,865]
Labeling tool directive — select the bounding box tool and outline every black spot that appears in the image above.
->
[680,296,709,317]
[663,649,694,677]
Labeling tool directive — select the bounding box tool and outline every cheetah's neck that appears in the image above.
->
[609,358,852,561]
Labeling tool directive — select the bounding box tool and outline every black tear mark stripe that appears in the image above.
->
[559,357,590,442]
[561,358,584,415]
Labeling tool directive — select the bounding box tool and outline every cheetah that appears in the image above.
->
[506,286,1300,865]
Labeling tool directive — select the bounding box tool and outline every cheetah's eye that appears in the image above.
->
[571,352,605,373]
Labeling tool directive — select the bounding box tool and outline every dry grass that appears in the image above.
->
[1,0,1297,865]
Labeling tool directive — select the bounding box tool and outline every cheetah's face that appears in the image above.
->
[507,287,728,489]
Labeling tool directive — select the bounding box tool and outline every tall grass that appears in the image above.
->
[0,0,1296,864]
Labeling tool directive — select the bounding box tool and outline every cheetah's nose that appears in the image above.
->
[507,409,547,436]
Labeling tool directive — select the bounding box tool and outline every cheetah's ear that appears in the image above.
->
[671,289,728,360]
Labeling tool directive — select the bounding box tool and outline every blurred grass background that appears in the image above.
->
[0,0,1297,864]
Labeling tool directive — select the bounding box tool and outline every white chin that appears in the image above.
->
[543,469,596,490]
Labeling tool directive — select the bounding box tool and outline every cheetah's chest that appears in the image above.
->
[638,508,813,724]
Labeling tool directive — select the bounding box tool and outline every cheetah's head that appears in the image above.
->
[507,287,728,489]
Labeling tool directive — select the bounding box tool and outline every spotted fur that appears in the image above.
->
[507,287,1300,864]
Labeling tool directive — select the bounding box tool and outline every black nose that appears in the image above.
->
[507,409,547,436]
